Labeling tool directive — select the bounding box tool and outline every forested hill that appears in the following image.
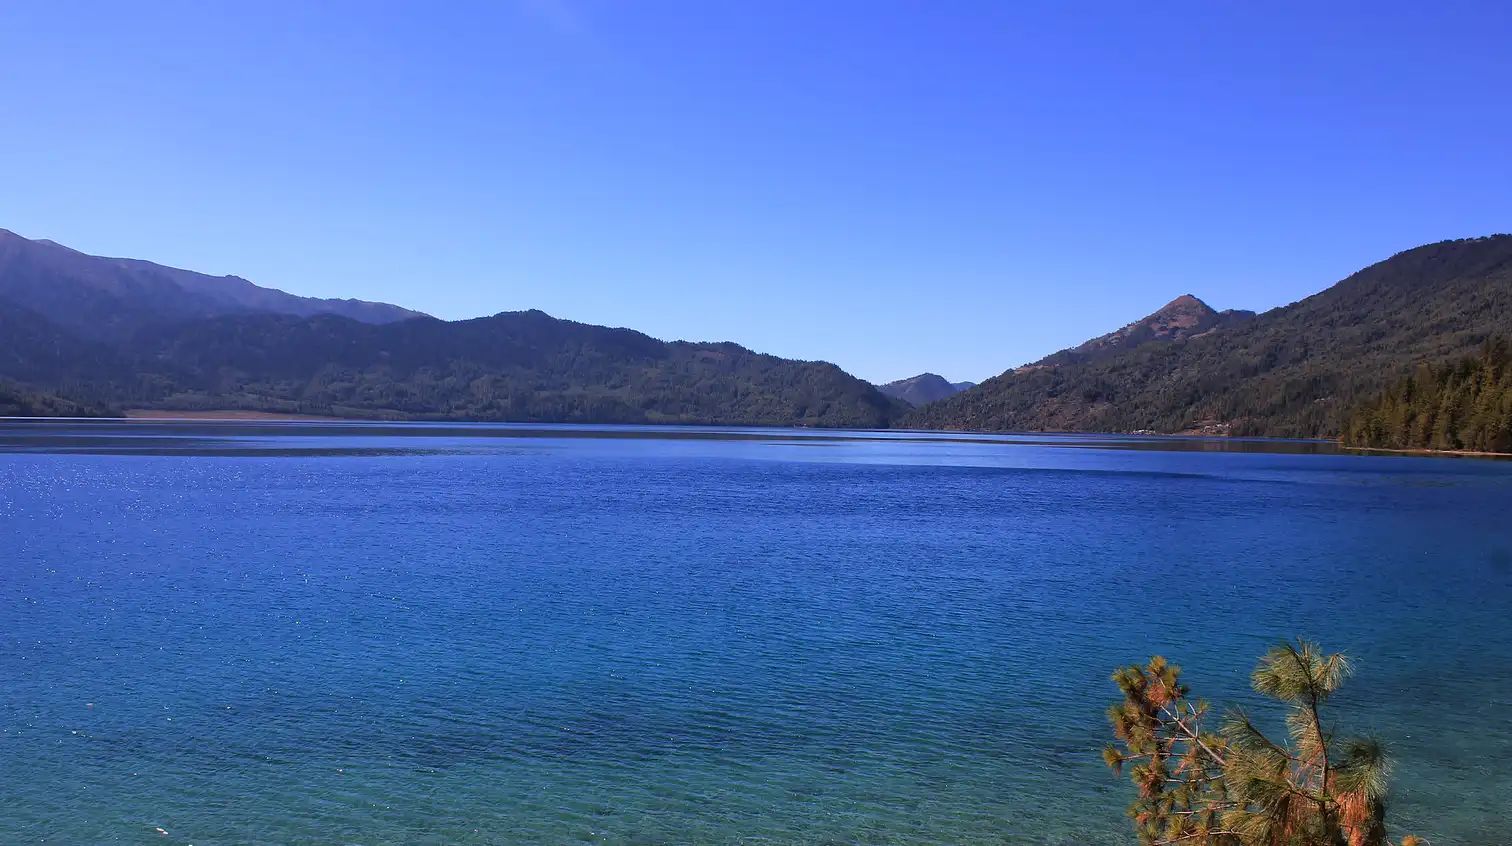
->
[0,229,906,427]
[1344,339,1512,453]
[906,235,1512,438]
[0,302,906,427]
[0,379,114,418]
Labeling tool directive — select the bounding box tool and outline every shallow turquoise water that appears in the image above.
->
[2,422,1510,845]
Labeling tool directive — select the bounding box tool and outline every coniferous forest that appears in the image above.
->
[0,380,113,418]
[1343,339,1512,453]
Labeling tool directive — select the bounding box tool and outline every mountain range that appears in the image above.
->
[2,227,1510,439]
[0,229,902,427]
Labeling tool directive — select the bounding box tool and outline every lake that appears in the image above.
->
[2,421,1509,845]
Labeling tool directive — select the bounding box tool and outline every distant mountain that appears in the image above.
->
[878,373,974,406]
[0,231,904,426]
[14,227,1511,436]
[1034,294,1255,367]
[0,295,907,426]
[0,228,423,339]
[907,236,1512,438]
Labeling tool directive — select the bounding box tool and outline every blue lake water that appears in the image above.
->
[2,422,1510,845]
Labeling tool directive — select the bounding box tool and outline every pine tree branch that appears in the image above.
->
[1157,699,1227,767]
[1287,644,1336,829]
[1154,830,1243,844]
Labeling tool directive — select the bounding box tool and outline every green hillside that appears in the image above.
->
[1344,338,1512,453]
[0,302,904,427]
[0,379,114,418]
[907,236,1512,438]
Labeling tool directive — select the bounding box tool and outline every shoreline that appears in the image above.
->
[1344,444,1512,458]
[13,414,1512,458]
[122,409,344,421]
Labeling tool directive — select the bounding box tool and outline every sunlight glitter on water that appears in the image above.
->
[2,423,1509,844]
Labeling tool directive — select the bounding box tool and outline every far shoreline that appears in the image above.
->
[1343,444,1512,459]
[12,413,1508,459]
[123,409,344,421]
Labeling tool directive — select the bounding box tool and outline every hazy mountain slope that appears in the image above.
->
[878,373,972,406]
[0,229,422,338]
[3,305,906,427]
[0,299,107,384]
[907,236,1512,437]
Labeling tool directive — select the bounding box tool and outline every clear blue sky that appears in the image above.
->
[1,1,1508,383]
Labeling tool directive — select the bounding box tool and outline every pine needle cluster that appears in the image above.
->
[1104,640,1424,846]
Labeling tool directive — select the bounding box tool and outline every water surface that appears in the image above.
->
[3,422,1509,844]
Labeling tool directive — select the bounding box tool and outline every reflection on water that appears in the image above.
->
[0,419,1348,458]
